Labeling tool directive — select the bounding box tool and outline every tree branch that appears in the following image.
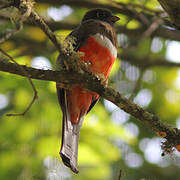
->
[0,59,180,153]
[119,51,180,68]
[29,9,63,52]
[1,1,180,42]
[1,0,179,154]
[158,0,180,28]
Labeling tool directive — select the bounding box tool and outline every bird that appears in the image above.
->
[56,8,119,173]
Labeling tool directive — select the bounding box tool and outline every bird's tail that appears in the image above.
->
[60,111,84,174]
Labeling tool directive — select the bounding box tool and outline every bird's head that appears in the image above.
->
[82,8,120,25]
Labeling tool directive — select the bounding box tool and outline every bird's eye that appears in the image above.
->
[97,11,106,18]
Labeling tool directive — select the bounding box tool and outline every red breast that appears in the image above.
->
[67,34,117,124]
[79,33,117,79]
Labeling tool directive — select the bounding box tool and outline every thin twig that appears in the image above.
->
[0,26,22,44]
[140,18,163,41]
[0,48,38,116]
[115,1,161,14]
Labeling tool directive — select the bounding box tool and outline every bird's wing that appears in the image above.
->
[57,21,106,115]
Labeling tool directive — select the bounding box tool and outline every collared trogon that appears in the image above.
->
[56,8,119,173]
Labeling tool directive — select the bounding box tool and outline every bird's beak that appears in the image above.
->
[110,15,120,23]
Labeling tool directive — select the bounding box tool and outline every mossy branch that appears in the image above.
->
[0,59,180,154]
[158,0,180,28]
[1,0,180,154]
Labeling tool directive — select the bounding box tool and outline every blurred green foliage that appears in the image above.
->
[1,0,180,180]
